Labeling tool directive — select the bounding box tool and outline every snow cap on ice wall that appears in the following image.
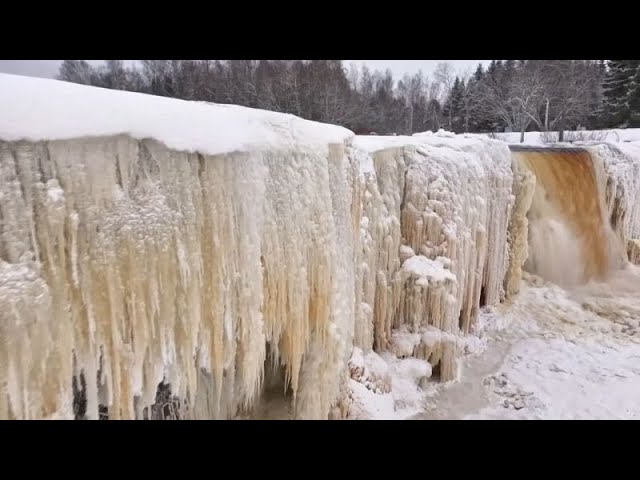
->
[0,74,357,420]
[0,73,352,156]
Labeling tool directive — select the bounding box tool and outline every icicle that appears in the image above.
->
[0,133,358,420]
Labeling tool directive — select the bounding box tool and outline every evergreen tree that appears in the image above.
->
[628,64,640,127]
[425,98,442,131]
[443,77,465,133]
[470,63,493,132]
[602,60,635,127]
[486,60,498,79]
[474,63,484,82]
[503,60,517,83]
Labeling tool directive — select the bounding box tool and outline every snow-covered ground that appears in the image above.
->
[353,265,640,420]
[489,128,640,145]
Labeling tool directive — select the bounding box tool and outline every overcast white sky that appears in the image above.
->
[0,60,490,81]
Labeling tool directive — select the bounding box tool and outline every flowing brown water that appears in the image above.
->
[511,147,622,287]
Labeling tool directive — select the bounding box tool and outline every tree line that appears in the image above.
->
[58,60,640,140]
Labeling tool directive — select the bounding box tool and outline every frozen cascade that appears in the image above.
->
[0,135,360,420]
[352,135,514,383]
[3,74,640,420]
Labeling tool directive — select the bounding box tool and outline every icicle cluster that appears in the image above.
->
[503,160,536,299]
[629,240,640,265]
[590,142,640,264]
[0,129,521,419]
[0,137,357,420]
[352,135,514,382]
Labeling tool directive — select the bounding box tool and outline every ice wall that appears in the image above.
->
[591,142,640,264]
[503,160,536,298]
[0,129,518,419]
[629,240,640,265]
[0,135,361,420]
[352,134,514,382]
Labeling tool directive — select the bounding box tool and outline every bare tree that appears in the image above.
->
[103,60,129,90]
[479,61,547,142]
[58,60,94,85]
[525,60,601,141]
[397,71,426,133]
[457,68,474,133]
[433,62,455,129]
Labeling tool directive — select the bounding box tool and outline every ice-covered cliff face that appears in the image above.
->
[0,74,358,420]
[0,136,362,420]
[3,74,639,420]
[352,134,514,383]
[592,142,640,265]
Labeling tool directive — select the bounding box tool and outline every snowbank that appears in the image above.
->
[491,128,640,145]
[0,73,352,156]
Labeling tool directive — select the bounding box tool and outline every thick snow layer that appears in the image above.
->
[471,271,640,419]
[347,347,435,419]
[355,132,508,155]
[401,255,455,285]
[0,74,352,156]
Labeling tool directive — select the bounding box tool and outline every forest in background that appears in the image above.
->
[58,60,640,141]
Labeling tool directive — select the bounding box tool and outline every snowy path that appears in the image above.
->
[411,266,640,420]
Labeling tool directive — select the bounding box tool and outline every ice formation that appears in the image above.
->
[629,240,640,265]
[352,134,514,382]
[2,73,640,420]
[0,135,363,420]
[503,160,536,298]
[591,142,640,262]
[0,74,359,420]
